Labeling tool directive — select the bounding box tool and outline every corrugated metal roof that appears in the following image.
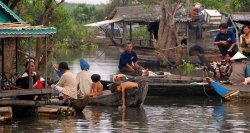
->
[0,1,25,23]
[108,5,190,23]
[231,12,250,22]
[0,24,56,37]
[84,18,122,27]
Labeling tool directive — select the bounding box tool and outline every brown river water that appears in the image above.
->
[1,46,250,132]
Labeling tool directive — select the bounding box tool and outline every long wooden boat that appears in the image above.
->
[88,80,148,107]
[133,74,216,96]
[206,78,250,101]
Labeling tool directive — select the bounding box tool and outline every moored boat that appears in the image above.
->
[206,78,250,101]
[88,80,148,107]
[127,74,215,96]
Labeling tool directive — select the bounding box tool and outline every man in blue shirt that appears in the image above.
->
[214,23,238,57]
[119,42,141,75]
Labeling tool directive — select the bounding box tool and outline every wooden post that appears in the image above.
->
[123,21,127,43]
[45,37,48,89]
[1,38,4,90]
[15,38,18,73]
[28,39,32,90]
[111,23,114,39]
[1,38,4,74]
[129,22,132,41]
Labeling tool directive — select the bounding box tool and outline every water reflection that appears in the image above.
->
[50,47,120,80]
[82,106,148,132]
[1,98,250,132]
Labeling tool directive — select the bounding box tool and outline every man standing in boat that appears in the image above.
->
[118,41,143,76]
[214,23,238,57]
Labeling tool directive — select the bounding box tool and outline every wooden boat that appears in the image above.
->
[206,78,250,101]
[135,74,216,96]
[88,80,148,107]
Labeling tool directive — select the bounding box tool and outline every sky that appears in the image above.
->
[63,0,110,4]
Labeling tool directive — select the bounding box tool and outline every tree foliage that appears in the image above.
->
[194,0,250,12]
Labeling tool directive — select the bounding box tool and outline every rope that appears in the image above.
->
[202,66,211,98]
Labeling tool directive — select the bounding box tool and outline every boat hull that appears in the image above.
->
[144,77,215,96]
[88,81,148,107]
[207,78,250,101]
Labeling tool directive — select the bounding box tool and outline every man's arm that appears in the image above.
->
[126,64,135,71]
[228,43,236,51]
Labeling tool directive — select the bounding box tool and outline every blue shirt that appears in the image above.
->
[214,31,236,46]
[118,51,138,70]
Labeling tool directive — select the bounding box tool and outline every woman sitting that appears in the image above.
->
[240,25,250,56]
[51,62,77,100]
[16,60,40,89]
[88,74,103,97]
[229,52,250,85]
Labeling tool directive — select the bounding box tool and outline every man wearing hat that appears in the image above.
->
[229,52,250,85]
[51,62,77,99]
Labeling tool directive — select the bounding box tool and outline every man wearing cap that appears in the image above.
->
[229,52,250,85]
[214,23,238,57]
[51,62,77,99]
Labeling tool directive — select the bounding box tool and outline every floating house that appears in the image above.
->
[85,5,191,47]
[0,1,56,99]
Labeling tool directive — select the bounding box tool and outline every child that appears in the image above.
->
[88,74,103,97]
[114,81,138,111]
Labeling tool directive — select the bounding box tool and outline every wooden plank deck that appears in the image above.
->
[0,89,55,98]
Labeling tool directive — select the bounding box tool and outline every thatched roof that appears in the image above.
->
[231,12,250,22]
[108,5,190,23]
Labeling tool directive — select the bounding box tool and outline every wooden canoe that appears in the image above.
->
[88,80,148,107]
[206,78,250,101]
[133,74,215,96]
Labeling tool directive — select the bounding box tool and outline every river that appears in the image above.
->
[1,47,250,132]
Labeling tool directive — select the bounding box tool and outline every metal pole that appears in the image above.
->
[45,37,48,89]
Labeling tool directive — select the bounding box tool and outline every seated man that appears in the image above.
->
[88,74,103,97]
[118,42,143,76]
[51,62,77,100]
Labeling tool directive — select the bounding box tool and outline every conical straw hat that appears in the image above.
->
[231,52,247,60]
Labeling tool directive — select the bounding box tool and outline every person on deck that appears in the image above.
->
[88,74,103,97]
[53,59,92,98]
[16,60,41,100]
[51,62,77,100]
[16,60,40,89]
[239,25,250,56]
[118,42,143,76]
[214,23,238,57]
[229,52,250,85]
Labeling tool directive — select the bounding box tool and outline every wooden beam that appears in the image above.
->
[0,99,47,106]
[0,88,55,97]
